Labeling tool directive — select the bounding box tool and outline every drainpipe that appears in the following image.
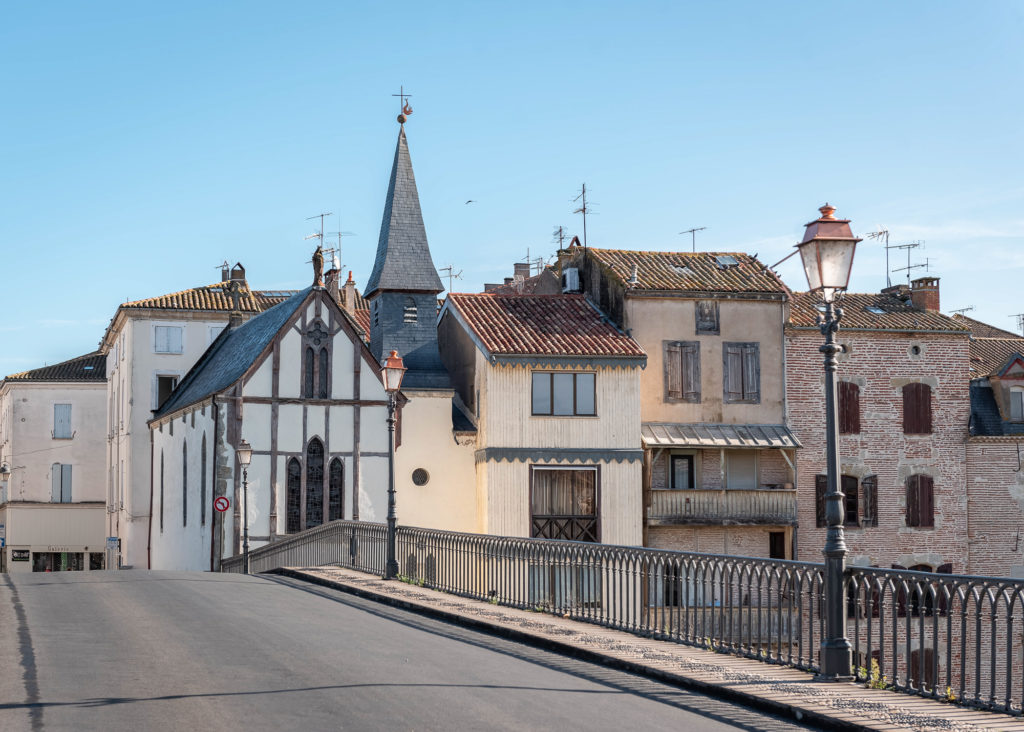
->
[210,396,220,572]
[146,424,155,569]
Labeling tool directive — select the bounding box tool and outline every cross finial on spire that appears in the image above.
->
[393,85,413,124]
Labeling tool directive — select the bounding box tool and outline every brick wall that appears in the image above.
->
[965,440,1024,577]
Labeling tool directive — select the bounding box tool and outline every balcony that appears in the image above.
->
[647,488,798,526]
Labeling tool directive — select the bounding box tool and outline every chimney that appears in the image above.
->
[230,262,246,284]
[504,277,513,286]
[342,271,357,314]
[910,276,940,312]
[228,262,246,326]
[325,268,340,305]
[513,262,531,280]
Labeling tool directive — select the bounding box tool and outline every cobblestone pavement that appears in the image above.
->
[286,566,1024,732]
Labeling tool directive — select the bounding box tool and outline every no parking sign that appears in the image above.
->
[214,496,230,513]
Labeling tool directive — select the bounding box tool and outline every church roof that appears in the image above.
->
[363,127,443,297]
[153,289,311,418]
[4,351,106,383]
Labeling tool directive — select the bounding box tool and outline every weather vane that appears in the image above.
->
[393,85,413,124]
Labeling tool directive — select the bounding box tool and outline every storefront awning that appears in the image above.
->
[641,422,801,449]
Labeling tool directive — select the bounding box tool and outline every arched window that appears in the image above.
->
[306,439,324,528]
[286,458,302,533]
[304,347,315,398]
[329,458,343,521]
[319,348,329,398]
[403,297,417,324]
[182,442,188,527]
[159,450,165,533]
[200,433,207,526]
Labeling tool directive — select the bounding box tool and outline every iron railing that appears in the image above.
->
[223,520,1024,715]
[647,488,798,525]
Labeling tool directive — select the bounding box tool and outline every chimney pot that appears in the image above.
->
[910,276,940,312]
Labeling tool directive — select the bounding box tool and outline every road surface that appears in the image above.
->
[0,571,819,731]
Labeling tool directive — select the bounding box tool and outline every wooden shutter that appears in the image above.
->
[815,474,827,527]
[892,564,908,616]
[52,463,62,502]
[54,404,72,439]
[842,474,859,526]
[665,342,682,400]
[906,474,920,526]
[861,475,878,527]
[918,474,934,527]
[61,464,72,503]
[724,345,743,402]
[838,382,860,434]
[742,344,760,401]
[682,342,700,402]
[903,383,932,434]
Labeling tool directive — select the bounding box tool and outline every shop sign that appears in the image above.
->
[11,549,29,561]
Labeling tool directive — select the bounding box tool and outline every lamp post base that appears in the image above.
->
[818,641,854,681]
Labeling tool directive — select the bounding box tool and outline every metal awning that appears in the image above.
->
[641,422,801,449]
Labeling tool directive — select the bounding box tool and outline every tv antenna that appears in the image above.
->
[950,306,975,316]
[885,240,925,284]
[305,212,333,244]
[325,230,356,270]
[1011,314,1024,336]
[214,260,230,280]
[678,227,707,253]
[553,225,568,249]
[892,256,931,282]
[572,184,596,249]
[865,227,891,287]
[438,264,463,292]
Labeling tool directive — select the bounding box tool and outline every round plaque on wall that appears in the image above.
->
[412,468,429,486]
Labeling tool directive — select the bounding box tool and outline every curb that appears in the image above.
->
[273,567,873,731]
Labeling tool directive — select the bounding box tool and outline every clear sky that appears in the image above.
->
[2,2,1022,376]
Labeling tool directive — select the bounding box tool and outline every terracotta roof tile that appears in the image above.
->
[585,248,788,294]
[352,309,371,341]
[122,283,297,313]
[953,314,1022,339]
[446,293,645,359]
[969,338,1024,377]
[787,292,969,332]
[5,352,106,382]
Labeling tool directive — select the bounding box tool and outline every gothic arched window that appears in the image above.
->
[286,458,302,533]
[319,348,329,398]
[306,439,324,528]
[329,458,343,521]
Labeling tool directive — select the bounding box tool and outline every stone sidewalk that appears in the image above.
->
[278,566,1024,732]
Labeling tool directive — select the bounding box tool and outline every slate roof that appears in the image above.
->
[969,382,1024,437]
[953,314,1021,339]
[787,292,969,332]
[586,248,788,295]
[363,127,443,297]
[121,283,296,312]
[5,352,106,383]
[445,293,645,359]
[969,338,1024,377]
[153,289,311,418]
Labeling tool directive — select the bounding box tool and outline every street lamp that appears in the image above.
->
[382,350,406,580]
[796,203,860,679]
[237,439,252,575]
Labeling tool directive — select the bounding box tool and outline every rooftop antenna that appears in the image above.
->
[305,212,333,245]
[678,227,707,253]
[886,240,924,284]
[214,260,230,281]
[892,256,931,282]
[553,226,568,249]
[325,230,356,271]
[950,306,975,316]
[438,264,463,292]
[1011,314,1024,336]
[573,184,595,249]
[865,227,890,287]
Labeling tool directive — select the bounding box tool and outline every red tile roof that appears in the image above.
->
[122,283,297,312]
[953,314,1021,339]
[5,352,106,382]
[446,293,645,359]
[585,248,788,295]
[352,309,371,340]
[787,292,969,332]
[969,338,1024,377]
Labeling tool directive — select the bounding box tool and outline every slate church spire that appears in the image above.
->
[365,101,449,389]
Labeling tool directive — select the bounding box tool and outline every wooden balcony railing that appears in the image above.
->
[647,489,798,525]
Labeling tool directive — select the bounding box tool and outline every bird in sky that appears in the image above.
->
[465,200,475,204]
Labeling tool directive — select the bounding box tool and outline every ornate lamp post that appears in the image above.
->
[796,203,859,679]
[236,439,253,575]
[382,350,406,580]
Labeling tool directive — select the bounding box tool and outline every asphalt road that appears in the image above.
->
[0,571,820,732]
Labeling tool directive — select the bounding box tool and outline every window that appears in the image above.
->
[664,341,700,402]
[530,468,598,541]
[1011,387,1024,421]
[200,433,207,526]
[403,297,417,324]
[305,439,324,529]
[372,300,379,327]
[695,301,719,335]
[670,455,695,490]
[726,451,757,490]
[182,443,188,527]
[531,372,596,416]
[723,342,759,403]
[304,347,315,398]
[318,348,329,399]
[902,383,932,434]
[208,325,226,345]
[769,532,786,559]
[838,382,860,434]
[154,325,183,354]
[53,403,72,439]
[157,375,178,409]
[50,463,72,503]
[815,474,877,528]
[329,458,344,521]
[906,473,934,527]
[286,459,302,533]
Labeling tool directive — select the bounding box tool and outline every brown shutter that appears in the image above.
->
[839,382,860,434]
[665,342,682,400]
[682,342,700,402]
[903,383,932,434]
[918,474,934,527]
[842,474,859,526]
[724,345,743,402]
[892,564,908,616]
[815,474,827,528]
[861,475,878,527]
[936,562,952,615]
[919,384,932,434]
[906,474,920,526]
[742,344,760,401]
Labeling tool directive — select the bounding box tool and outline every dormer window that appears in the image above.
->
[1011,386,1024,421]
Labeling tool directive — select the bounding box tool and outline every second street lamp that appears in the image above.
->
[796,203,860,679]
[382,350,406,580]
[237,439,253,575]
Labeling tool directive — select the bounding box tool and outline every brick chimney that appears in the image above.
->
[325,268,340,305]
[513,262,531,279]
[342,271,357,314]
[910,276,940,312]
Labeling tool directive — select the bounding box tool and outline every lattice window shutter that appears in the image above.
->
[815,474,827,528]
[665,343,682,400]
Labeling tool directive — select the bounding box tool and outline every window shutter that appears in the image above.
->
[169,327,182,353]
[892,564,908,616]
[724,345,743,402]
[815,474,827,527]
[839,382,860,434]
[861,475,878,527]
[54,403,72,438]
[903,383,932,434]
[61,464,72,503]
[682,342,700,402]
[742,344,759,401]
[52,463,62,502]
[918,474,934,527]
[665,343,682,400]
[906,474,920,526]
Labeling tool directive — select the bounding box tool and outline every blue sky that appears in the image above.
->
[2,2,1022,376]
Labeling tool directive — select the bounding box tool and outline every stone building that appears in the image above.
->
[0,352,107,572]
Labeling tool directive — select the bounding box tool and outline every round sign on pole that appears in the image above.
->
[214,496,230,513]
